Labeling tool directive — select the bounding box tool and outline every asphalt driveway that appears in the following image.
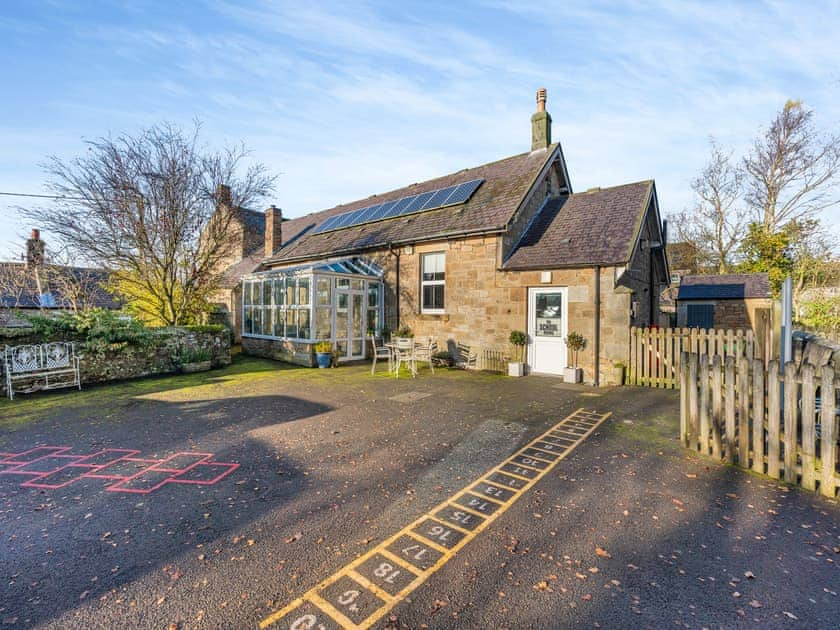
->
[0,356,837,629]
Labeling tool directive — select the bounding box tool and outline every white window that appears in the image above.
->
[421,252,445,314]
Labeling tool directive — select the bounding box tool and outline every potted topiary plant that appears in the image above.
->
[313,341,333,369]
[508,330,527,377]
[178,347,212,373]
[564,332,586,383]
[612,361,626,386]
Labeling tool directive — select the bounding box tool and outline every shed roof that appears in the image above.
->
[677,273,771,300]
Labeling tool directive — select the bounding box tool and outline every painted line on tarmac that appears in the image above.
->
[259,407,611,629]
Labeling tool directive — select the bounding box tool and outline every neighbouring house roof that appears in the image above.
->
[0,262,120,310]
[677,273,771,300]
[266,146,561,264]
[503,180,655,269]
[220,253,264,289]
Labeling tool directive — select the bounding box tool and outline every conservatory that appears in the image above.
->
[241,257,384,363]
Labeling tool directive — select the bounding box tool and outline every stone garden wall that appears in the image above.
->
[1,327,231,397]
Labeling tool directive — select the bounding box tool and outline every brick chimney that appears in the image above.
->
[25,228,45,269]
[265,205,283,257]
[531,87,552,151]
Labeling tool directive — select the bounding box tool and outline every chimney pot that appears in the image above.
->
[531,87,552,151]
[536,87,547,112]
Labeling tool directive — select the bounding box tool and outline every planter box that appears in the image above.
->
[563,367,583,383]
[611,366,625,386]
[508,362,525,377]
[181,360,212,373]
[315,352,332,369]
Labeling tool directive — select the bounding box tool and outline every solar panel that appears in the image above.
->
[402,191,435,215]
[311,179,483,234]
[355,203,381,223]
[389,196,415,216]
[442,179,483,206]
[372,200,397,220]
[422,185,457,210]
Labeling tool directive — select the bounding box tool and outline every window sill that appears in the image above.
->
[417,312,449,322]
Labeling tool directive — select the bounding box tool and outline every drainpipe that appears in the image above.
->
[594,265,601,387]
[389,243,401,328]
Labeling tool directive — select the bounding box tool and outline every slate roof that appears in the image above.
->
[220,253,264,289]
[0,263,121,309]
[267,146,560,264]
[503,181,654,269]
[677,273,771,300]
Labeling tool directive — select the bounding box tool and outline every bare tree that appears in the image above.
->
[743,100,840,233]
[0,263,32,314]
[19,122,276,325]
[41,246,111,313]
[671,139,748,273]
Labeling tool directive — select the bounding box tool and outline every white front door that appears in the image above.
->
[527,287,568,375]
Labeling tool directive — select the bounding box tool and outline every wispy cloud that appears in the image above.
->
[0,0,838,258]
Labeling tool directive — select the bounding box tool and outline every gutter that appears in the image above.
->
[269,226,506,267]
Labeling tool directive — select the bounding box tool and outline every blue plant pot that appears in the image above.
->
[316,352,332,369]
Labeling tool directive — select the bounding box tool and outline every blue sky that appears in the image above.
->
[1,1,839,259]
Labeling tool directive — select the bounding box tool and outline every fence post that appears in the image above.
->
[665,327,673,388]
[629,327,636,385]
[820,365,837,498]
[751,358,765,475]
[746,330,755,360]
[699,354,710,455]
[800,363,816,491]
[767,360,781,479]
[679,351,689,446]
[724,356,736,463]
[688,352,699,451]
[711,355,723,459]
[738,357,750,467]
[783,362,798,484]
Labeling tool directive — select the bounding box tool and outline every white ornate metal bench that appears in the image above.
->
[3,342,81,400]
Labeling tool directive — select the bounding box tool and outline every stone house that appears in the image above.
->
[676,273,772,332]
[219,89,669,384]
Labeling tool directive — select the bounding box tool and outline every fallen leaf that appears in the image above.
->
[284,532,302,544]
[782,612,798,620]
[749,600,762,608]
[595,547,612,559]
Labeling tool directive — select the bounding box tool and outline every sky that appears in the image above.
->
[1,0,839,259]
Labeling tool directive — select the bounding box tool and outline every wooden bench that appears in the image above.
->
[3,342,81,400]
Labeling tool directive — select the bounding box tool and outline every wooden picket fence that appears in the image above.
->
[628,327,757,389]
[680,352,838,498]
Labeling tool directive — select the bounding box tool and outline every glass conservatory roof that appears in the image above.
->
[247,256,383,280]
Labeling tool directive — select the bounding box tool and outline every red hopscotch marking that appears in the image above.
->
[21,449,141,489]
[2,446,238,494]
[106,453,214,494]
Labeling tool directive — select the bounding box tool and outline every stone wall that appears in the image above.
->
[374,235,632,384]
[1,328,230,397]
[241,336,314,367]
